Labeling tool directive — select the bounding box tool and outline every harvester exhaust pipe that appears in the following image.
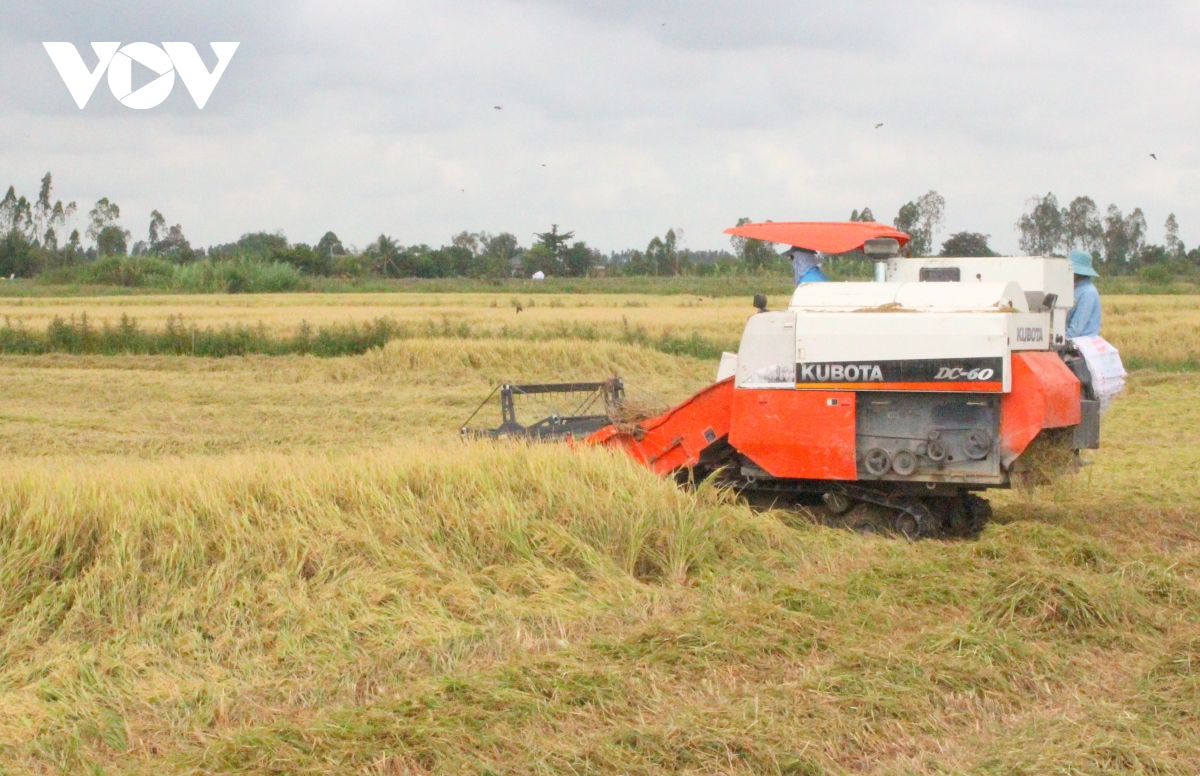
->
[863,237,901,283]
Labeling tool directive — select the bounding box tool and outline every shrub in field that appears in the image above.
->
[85,254,176,287]
[0,312,737,361]
[1138,263,1175,285]
[0,314,401,357]
[20,257,312,293]
[173,259,309,293]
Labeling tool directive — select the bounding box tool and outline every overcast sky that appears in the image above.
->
[1,1,1198,254]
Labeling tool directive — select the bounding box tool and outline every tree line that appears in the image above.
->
[2,174,1197,285]
[1015,193,1197,280]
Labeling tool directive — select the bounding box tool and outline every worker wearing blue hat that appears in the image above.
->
[1066,250,1102,338]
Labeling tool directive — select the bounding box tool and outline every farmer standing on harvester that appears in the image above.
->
[788,246,828,285]
[1066,250,1102,337]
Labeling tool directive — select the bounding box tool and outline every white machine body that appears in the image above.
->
[885,255,1074,338]
[732,256,1072,395]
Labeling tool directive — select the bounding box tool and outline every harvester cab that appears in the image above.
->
[585,221,1116,538]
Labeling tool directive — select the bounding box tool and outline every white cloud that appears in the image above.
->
[2,0,1199,253]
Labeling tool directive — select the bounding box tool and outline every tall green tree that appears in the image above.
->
[316,231,346,259]
[893,191,944,256]
[1102,205,1146,267]
[526,225,579,277]
[482,232,520,278]
[271,243,327,275]
[561,241,599,277]
[32,173,75,249]
[1061,196,1103,255]
[449,231,502,277]
[369,235,403,276]
[1164,213,1184,258]
[0,186,32,239]
[730,217,778,270]
[87,198,129,256]
[0,182,46,276]
[893,202,920,247]
[148,210,166,249]
[87,198,120,241]
[143,209,195,262]
[664,228,681,275]
[940,232,996,257]
[534,225,574,257]
[518,243,559,276]
[644,228,683,275]
[236,231,288,256]
[1016,193,1064,256]
[451,230,485,256]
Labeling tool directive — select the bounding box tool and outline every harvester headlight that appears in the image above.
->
[863,237,900,259]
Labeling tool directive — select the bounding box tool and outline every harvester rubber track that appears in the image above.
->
[739,482,991,540]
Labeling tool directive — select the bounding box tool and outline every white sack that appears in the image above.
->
[1071,335,1126,412]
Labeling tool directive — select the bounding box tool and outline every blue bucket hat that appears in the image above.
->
[1069,250,1099,278]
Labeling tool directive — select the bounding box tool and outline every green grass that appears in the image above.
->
[5,268,1198,299]
[0,314,734,361]
[1122,354,1200,371]
[2,274,802,299]
[1096,276,1200,295]
[0,313,397,358]
[37,256,311,294]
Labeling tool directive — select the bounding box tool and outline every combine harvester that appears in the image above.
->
[467,222,1110,538]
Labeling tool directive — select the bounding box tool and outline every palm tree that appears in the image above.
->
[371,234,401,277]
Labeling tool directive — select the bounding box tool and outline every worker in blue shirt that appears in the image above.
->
[1066,250,1102,338]
[788,247,828,284]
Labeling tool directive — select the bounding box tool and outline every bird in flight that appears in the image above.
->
[1150,153,1157,160]
[494,106,503,110]
[875,123,884,129]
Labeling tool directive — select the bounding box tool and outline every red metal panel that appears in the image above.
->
[586,379,734,476]
[723,222,911,253]
[999,352,1082,465]
[729,389,857,480]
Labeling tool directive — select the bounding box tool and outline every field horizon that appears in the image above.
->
[0,272,1197,299]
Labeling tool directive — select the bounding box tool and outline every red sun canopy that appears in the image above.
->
[724,221,911,254]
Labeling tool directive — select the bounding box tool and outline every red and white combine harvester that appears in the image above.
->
[465,222,1112,538]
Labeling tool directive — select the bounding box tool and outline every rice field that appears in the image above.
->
[0,292,751,341]
[0,292,1198,775]
[1,293,1197,369]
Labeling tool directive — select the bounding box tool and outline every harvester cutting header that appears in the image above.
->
[465,221,1125,538]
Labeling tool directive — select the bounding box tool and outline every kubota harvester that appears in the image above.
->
[581,222,1105,537]
[463,222,1110,537]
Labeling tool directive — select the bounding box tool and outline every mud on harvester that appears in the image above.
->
[464,222,1114,538]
